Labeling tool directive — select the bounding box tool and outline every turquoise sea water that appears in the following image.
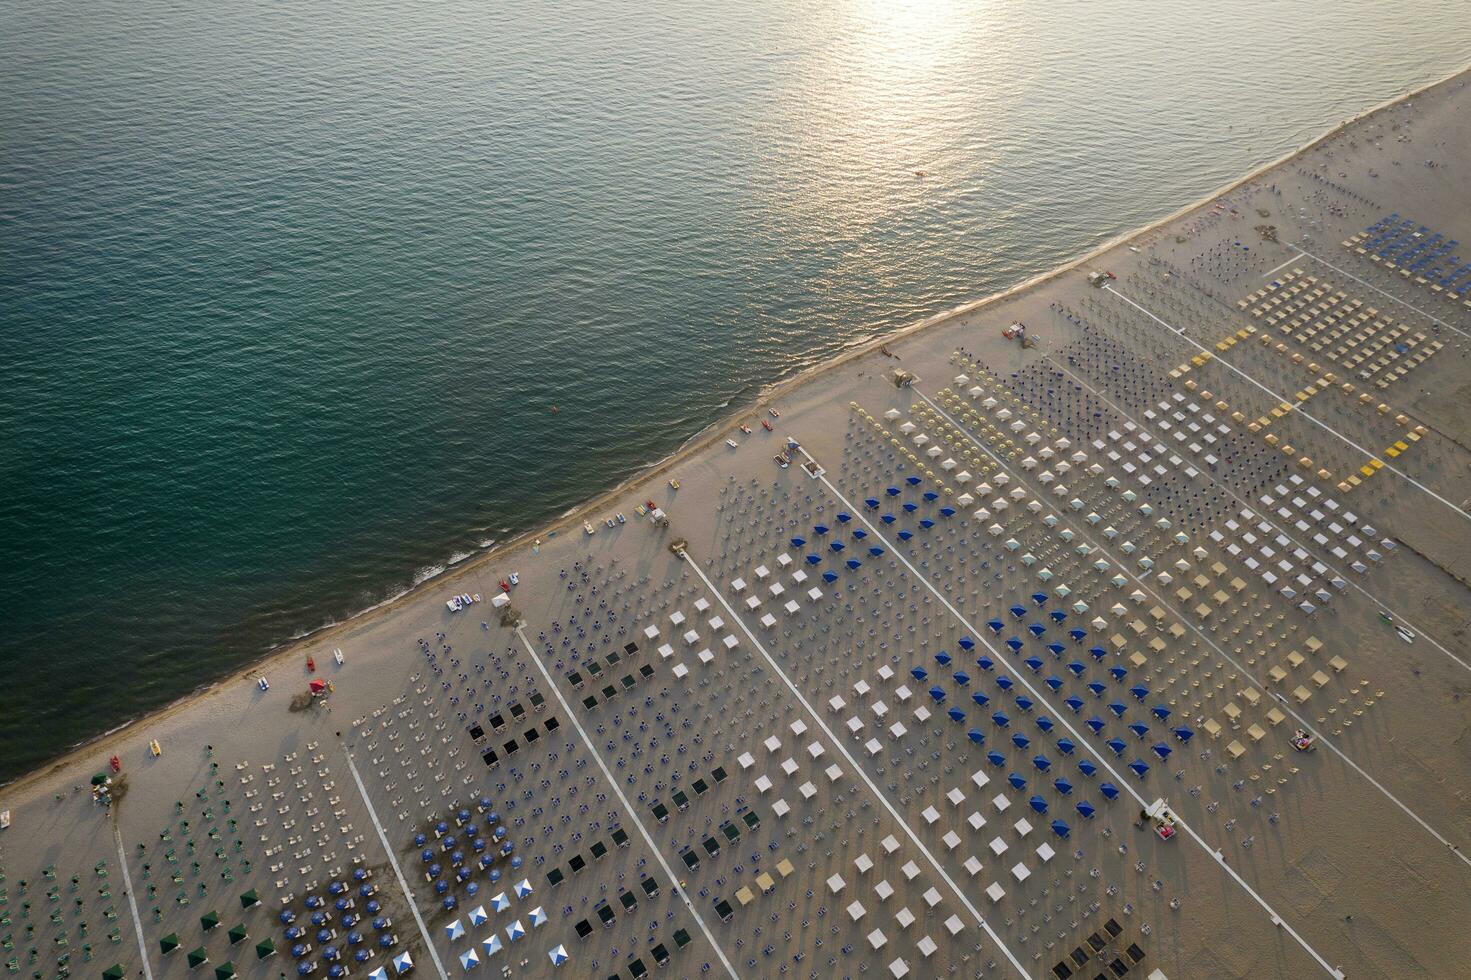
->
[2,0,1468,782]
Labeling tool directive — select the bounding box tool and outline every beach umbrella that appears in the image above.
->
[967,729,984,745]
[1086,681,1105,697]
[1100,782,1120,800]
[1033,755,1052,772]
[1078,760,1098,777]
[986,619,1003,634]
[822,571,838,583]
[481,934,503,957]
[1046,642,1065,656]
[1105,738,1126,755]
[328,966,346,980]
[805,554,822,565]
[514,879,533,900]
[529,907,547,928]
[1050,820,1071,838]
[850,527,866,539]
[1085,717,1105,734]
[897,530,912,541]
[215,962,236,980]
[1057,738,1076,755]
[1063,695,1083,712]
[1028,796,1048,814]
[279,911,297,926]
[1036,715,1054,733]
[459,949,479,971]
[306,896,324,910]
[201,911,221,932]
[292,946,308,959]
[829,540,845,552]
[845,558,861,570]
[1005,637,1023,652]
[505,920,525,942]
[1151,705,1171,721]
[1089,646,1106,661]
[1015,694,1034,712]
[393,951,414,974]
[1007,773,1027,790]
[255,939,276,960]
[548,945,569,967]
[1023,656,1043,672]
[970,692,989,707]
[1172,726,1194,743]
[368,968,389,980]
[1152,743,1172,761]
[228,924,249,944]
[239,889,260,909]
[1128,759,1151,778]
[947,707,965,723]
[446,920,465,942]
[1054,777,1074,795]
[953,670,969,686]
[188,948,210,969]
[929,686,945,702]
[348,932,364,947]
[490,892,510,913]
[467,906,487,928]
[991,712,1009,728]
[1011,733,1030,750]
[1076,801,1097,819]
[297,962,316,976]
[103,967,125,980]
[1108,702,1127,718]
[1128,722,1149,739]
[1129,685,1149,701]
[986,751,1005,767]
[977,656,993,671]
[1108,667,1127,682]
[996,675,1014,691]
[328,882,344,896]
[285,927,304,941]
[160,934,181,955]
[886,486,900,496]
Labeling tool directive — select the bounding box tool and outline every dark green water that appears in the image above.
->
[2,0,1467,782]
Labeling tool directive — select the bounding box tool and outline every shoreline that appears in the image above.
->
[7,59,1466,798]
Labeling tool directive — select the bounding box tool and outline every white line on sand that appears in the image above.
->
[114,826,155,980]
[676,549,1032,980]
[344,750,450,980]
[1102,283,1471,525]
[1288,243,1471,342]
[1037,354,1471,676]
[511,626,741,980]
[1261,255,1299,278]
[791,442,1343,979]
[916,384,1471,871]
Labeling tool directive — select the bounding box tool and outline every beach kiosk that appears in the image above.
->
[1141,799,1178,841]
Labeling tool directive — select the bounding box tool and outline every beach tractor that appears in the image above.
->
[1087,270,1117,288]
[891,368,916,388]
[1291,729,1315,752]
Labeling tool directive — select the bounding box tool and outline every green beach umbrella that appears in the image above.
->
[227,924,248,945]
[187,947,209,968]
[238,889,260,909]
[102,965,125,980]
[254,939,276,960]
[214,962,236,980]
[160,934,181,955]
[200,910,220,931]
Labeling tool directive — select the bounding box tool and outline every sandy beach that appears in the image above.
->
[4,63,1471,980]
